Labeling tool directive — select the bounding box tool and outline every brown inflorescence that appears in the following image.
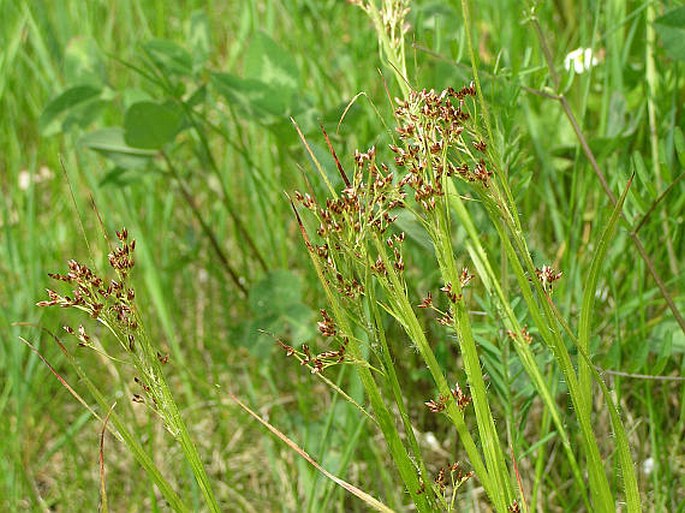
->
[277,336,348,375]
[37,228,140,354]
[425,383,471,414]
[293,83,490,315]
[535,265,563,293]
[434,461,474,493]
[290,83,494,391]
[507,325,533,344]
[508,499,521,513]
[418,291,433,309]
[392,84,494,206]
[317,309,337,337]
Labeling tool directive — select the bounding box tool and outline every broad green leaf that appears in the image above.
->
[245,32,299,94]
[655,7,685,61]
[249,270,303,314]
[241,304,316,359]
[282,302,317,341]
[211,72,287,120]
[186,84,207,108]
[143,39,193,76]
[121,88,153,109]
[40,85,102,135]
[123,101,183,150]
[80,128,155,169]
[242,270,315,357]
[66,107,107,137]
[211,34,301,124]
[99,167,148,188]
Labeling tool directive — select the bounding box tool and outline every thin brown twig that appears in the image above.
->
[527,12,685,335]
[162,152,248,297]
[320,124,350,187]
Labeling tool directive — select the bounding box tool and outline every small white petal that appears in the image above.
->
[564,47,599,74]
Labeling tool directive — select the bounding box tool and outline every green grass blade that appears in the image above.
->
[578,175,641,511]
[21,337,190,512]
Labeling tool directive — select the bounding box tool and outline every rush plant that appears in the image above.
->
[36,229,220,512]
[22,0,684,511]
[277,1,644,511]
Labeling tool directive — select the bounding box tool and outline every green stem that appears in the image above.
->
[293,206,432,512]
[428,206,513,510]
[447,183,591,509]
[371,236,500,508]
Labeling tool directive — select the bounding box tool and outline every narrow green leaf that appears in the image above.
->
[80,128,155,169]
[631,151,656,198]
[211,72,289,121]
[579,176,633,404]
[245,32,299,94]
[578,175,641,512]
[143,39,193,76]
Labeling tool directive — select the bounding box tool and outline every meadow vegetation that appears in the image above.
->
[1,0,684,511]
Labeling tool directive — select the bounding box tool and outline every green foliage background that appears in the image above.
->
[1,0,684,511]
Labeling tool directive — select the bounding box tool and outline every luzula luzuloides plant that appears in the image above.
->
[283,2,639,511]
[289,75,639,510]
[38,229,220,513]
[290,85,521,512]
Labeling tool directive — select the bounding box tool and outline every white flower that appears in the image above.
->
[18,170,31,191]
[563,47,599,74]
[643,457,654,476]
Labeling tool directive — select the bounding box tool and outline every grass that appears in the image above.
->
[1,0,684,511]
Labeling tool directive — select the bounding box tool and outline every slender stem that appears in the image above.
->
[291,204,433,512]
[448,185,591,508]
[371,235,496,504]
[182,102,269,273]
[163,152,248,296]
[428,208,513,510]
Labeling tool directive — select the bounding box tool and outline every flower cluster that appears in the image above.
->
[434,461,474,494]
[37,228,177,420]
[424,383,471,413]
[38,229,139,353]
[507,325,533,344]
[391,85,493,214]
[417,268,476,329]
[293,145,408,294]
[508,499,521,512]
[535,265,563,293]
[277,337,349,374]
